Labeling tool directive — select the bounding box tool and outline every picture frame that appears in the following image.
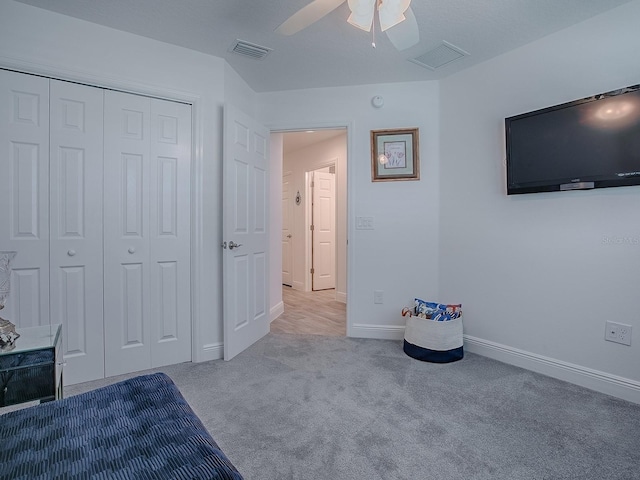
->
[370,128,420,182]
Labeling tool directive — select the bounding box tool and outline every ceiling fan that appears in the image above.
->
[276,0,419,51]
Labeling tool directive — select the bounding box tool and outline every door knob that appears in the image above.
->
[128,247,136,254]
[228,241,243,250]
[286,234,292,238]
[67,249,76,257]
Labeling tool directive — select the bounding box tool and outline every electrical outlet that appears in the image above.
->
[605,321,632,346]
[374,290,384,304]
[618,324,632,346]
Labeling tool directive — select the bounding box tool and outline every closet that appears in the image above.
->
[0,69,192,384]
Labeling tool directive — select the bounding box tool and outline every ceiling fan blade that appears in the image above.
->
[275,0,346,36]
[385,6,419,51]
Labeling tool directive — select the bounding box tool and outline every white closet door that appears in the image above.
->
[103,90,152,376]
[103,91,191,376]
[149,98,191,368]
[49,79,105,384]
[0,70,50,328]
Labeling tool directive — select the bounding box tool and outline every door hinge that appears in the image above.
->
[310,268,315,274]
[310,225,314,231]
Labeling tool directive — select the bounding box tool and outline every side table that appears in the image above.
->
[0,324,63,407]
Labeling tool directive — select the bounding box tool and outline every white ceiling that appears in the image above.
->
[13,0,633,93]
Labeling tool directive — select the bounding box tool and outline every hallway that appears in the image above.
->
[271,287,346,336]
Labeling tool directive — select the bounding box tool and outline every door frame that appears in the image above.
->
[281,171,294,288]
[0,58,207,361]
[270,122,354,335]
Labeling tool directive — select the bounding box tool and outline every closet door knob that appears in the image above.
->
[67,250,76,257]
[128,247,136,254]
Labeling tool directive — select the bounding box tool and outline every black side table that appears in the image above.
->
[0,324,63,407]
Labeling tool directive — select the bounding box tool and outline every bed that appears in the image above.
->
[0,372,244,480]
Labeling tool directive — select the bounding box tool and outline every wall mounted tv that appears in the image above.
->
[505,84,640,195]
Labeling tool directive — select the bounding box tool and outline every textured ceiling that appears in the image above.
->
[13,0,634,93]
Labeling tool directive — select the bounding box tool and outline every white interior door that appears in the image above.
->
[312,170,336,291]
[148,98,191,368]
[49,79,105,384]
[282,171,293,287]
[103,90,152,376]
[223,105,270,361]
[103,91,192,376]
[0,69,50,328]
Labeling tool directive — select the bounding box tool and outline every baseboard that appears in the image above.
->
[350,323,405,340]
[464,335,640,405]
[346,324,640,404]
[335,291,347,304]
[197,342,224,362]
[270,301,285,322]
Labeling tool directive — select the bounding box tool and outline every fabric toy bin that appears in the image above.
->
[403,315,464,363]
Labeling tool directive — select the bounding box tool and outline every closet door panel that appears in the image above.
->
[103,90,151,377]
[149,99,191,367]
[0,70,50,327]
[49,80,104,384]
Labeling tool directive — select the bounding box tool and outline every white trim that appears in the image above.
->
[464,335,640,405]
[345,124,355,338]
[346,323,640,404]
[0,58,207,365]
[0,55,195,103]
[189,95,206,363]
[304,170,313,292]
[336,291,347,303]
[200,342,224,362]
[351,323,405,340]
[270,301,285,322]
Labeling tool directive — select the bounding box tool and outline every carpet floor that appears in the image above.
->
[66,334,640,480]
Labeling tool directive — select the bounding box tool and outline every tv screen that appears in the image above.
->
[505,84,640,195]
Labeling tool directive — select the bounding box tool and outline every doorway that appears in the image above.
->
[275,128,347,335]
[271,288,346,336]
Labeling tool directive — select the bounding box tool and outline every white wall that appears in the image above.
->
[439,0,640,402]
[6,0,637,402]
[257,82,440,338]
[0,1,228,362]
[224,64,258,117]
[283,133,347,300]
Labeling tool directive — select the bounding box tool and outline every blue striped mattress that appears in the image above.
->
[0,372,244,480]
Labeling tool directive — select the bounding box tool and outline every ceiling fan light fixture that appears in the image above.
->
[347,0,376,31]
[347,0,412,33]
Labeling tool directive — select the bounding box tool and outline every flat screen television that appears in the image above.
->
[505,84,640,195]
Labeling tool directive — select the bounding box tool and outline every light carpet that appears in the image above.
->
[67,334,640,480]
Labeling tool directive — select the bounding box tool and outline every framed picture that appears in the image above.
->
[370,128,420,182]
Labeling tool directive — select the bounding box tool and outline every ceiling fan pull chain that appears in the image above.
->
[371,15,376,48]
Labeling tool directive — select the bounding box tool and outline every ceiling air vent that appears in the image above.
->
[410,41,469,70]
[229,40,272,60]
